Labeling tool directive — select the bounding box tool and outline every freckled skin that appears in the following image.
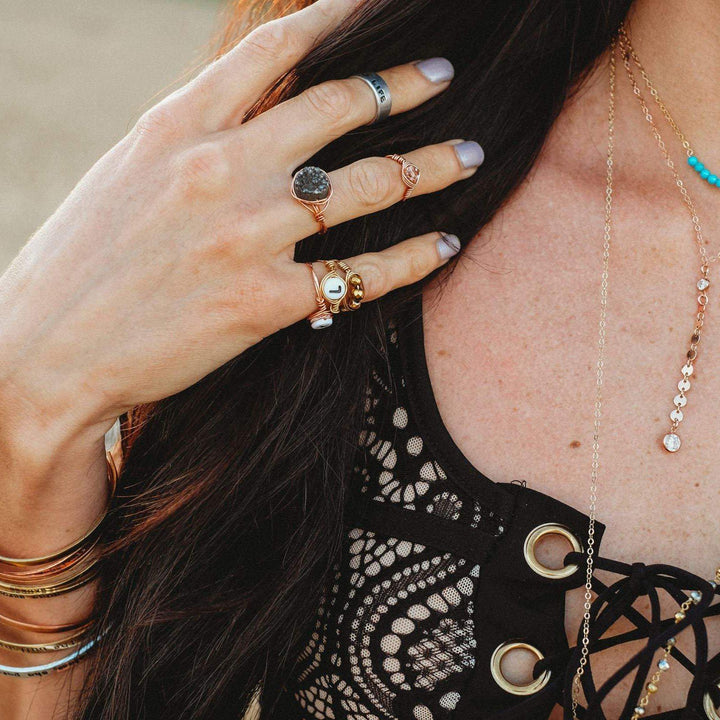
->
[423,28,720,714]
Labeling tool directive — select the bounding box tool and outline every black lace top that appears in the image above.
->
[270,294,720,720]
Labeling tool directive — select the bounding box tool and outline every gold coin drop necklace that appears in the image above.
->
[618,24,720,453]
[571,35,720,719]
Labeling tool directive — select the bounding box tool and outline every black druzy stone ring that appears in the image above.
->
[291,166,333,234]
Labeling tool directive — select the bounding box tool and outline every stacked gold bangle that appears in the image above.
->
[0,449,118,670]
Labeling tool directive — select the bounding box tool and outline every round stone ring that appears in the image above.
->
[291,166,333,235]
[321,259,365,314]
[320,262,349,314]
[386,154,421,201]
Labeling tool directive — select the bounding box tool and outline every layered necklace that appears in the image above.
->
[570,28,720,718]
[618,24,720,453]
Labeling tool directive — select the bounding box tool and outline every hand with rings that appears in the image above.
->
[0,0,485,437]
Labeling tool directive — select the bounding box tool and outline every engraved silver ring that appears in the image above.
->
[351,72,392,124]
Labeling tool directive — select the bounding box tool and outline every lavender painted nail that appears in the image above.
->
[414,57,455,84]
[453,141,485,169]
[437,233,461,260]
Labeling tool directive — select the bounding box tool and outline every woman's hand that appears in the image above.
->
[0,0,483,456]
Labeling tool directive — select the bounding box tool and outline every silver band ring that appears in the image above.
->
[352,73,392,124]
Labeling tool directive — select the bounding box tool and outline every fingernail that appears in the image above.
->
[437,233,461,260]
[453,141,485,169]
[414,57,455,84]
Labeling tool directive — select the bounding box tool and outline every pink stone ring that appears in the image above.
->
[386,154,421,201]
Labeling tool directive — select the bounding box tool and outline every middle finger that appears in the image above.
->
[239,58,455,167]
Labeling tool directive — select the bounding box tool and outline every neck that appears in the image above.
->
[624,0,720,153]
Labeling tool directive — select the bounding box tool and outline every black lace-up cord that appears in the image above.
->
[538,554,719,719]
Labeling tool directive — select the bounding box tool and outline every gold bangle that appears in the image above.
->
[0,539,99,582]
[0,626,91,654]
[0,552,98,589]
[0,451,117,569]
[0,568,98,600]
[0,611,93,635]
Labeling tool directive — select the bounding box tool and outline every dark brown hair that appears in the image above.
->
[77,1,633,717]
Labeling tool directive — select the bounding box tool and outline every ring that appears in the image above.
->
[351,73,392,124]
[291,166,333,235]
[386,154,421,201]
[321,259,365,313]
[306,263,333,330]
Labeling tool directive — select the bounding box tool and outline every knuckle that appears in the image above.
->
[303,80,354,124]
[133,103,184,144]
[358,255,389,299]
[348,160,394,208]
[173,142,232,196]
[243,20,299,63]
[407,246,434,279]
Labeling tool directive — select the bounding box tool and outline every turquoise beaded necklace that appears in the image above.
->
[621,27,720,189]
[688,154,720,187]
[619,25,720,453]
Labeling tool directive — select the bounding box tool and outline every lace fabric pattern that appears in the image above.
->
[283,319,505,720]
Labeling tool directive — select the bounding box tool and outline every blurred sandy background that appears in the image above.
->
[0,0,225,270]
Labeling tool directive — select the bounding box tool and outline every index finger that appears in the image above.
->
[189,0,362,133]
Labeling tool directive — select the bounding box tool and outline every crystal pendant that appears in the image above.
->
[663,433,681,453]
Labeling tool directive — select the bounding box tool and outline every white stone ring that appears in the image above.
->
[305,260,366,330]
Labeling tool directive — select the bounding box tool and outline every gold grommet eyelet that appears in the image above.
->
[704,685,720,720]
[490,641,551,696]
[523,523,583,580]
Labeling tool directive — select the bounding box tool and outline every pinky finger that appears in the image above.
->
[340,232,461,303]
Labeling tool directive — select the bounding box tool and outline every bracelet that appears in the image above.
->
[0,634,101,678]
[0,451,118,569]
[0,626,90,654]
[0,611,92,635]
[0,553,98,595]
[0,568,98,599]
[0,539,99,582]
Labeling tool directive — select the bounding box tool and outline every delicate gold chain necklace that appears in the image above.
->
[618,24,720,452]
[618,24,720,191]
[570,37,615,718]
[571,34,720,719]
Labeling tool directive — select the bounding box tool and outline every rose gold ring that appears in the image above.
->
[292,167,333,235]
[386,154,421,201]
[322,259,365,313]
[305,263,333,330]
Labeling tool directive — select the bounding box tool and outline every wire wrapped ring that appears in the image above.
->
[291,166,333,235]
[322,260,364,313]
[306,263,333,330]
[386,154,421,201]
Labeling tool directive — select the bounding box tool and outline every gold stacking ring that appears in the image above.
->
[321,260,365,314]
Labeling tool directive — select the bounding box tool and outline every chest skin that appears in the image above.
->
[422,139,720,715]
